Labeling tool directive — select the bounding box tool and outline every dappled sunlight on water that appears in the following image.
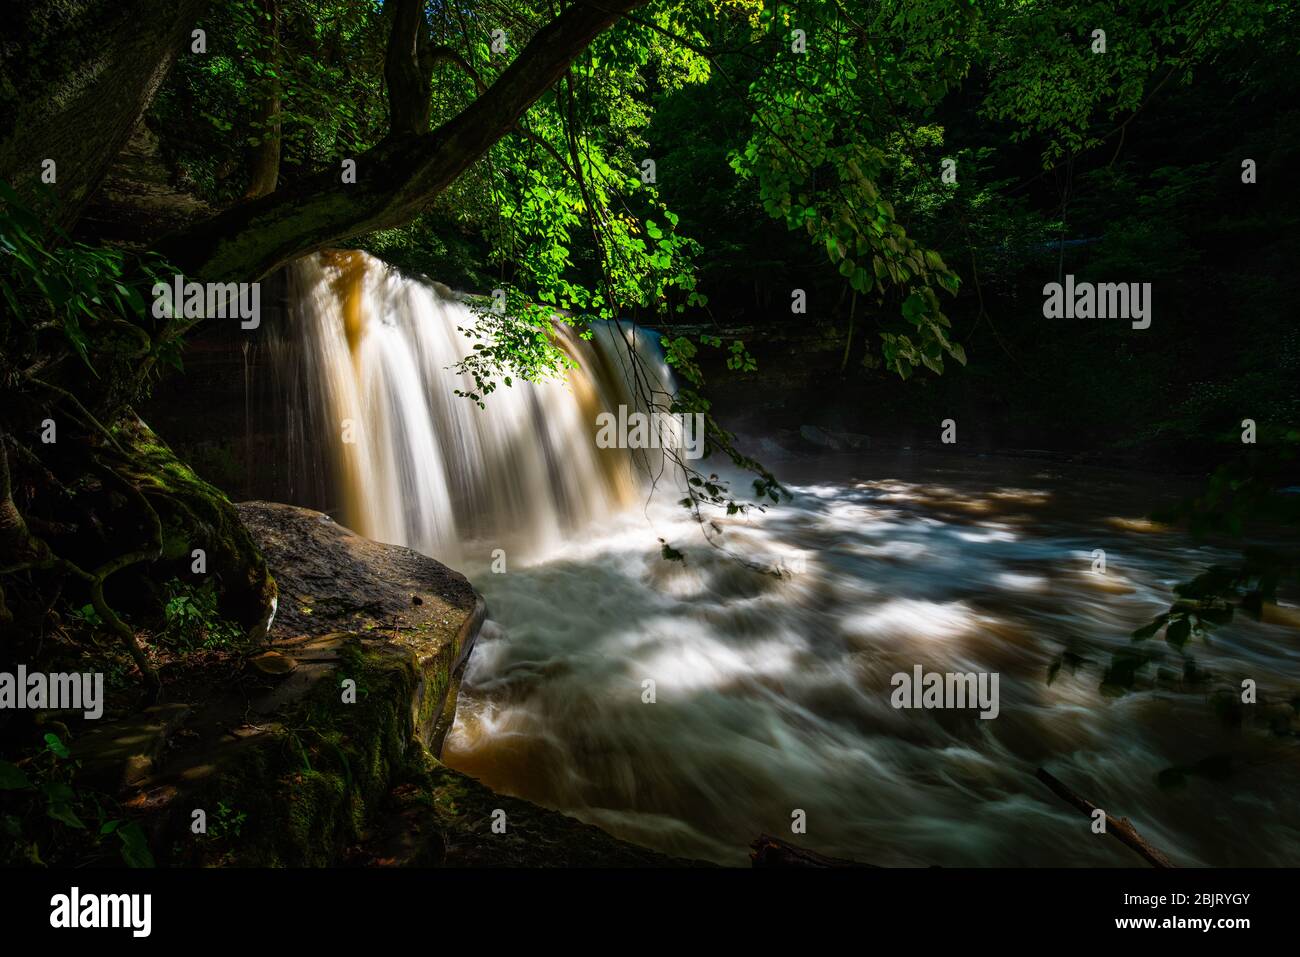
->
[444,453,1300,866]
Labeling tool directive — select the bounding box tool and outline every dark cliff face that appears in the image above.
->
[140,268,330,510]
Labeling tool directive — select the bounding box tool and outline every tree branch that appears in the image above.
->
[1036,767,1176,868]
[431,46,489,95]
[163,0,649,283]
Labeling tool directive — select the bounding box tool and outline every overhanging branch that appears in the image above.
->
[163,0,649,282]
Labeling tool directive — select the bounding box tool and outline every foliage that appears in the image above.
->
[154,0,388,204]
[729,3,968,378]
[159,577,245,651]
[207,801,249,841]
[0,734,154,867]
[1,182,272,692]
[977,0,1275,165]
[0,181,179,396]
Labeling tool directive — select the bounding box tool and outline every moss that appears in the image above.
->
[113,416,276,640]
[150,636,414,865]
[138,629,699,868]
[281,768,349,865]
[158,517,190,560]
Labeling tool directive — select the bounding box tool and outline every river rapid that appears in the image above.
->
[444,451,1300,866]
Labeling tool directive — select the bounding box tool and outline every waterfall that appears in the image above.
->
[258,251,1300,868]
[270,249,667,562]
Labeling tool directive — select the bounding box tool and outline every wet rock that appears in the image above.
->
[72,703,192,793]
[235,501,486,751]
[235,501,476,642]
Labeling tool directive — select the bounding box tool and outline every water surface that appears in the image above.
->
[445,452,1300,866]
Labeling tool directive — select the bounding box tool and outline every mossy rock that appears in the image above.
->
[114,415,277,643]
[141,635,415,866]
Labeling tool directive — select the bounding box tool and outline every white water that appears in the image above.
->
[279,252,1300,867]
[443,458,1300,866]
[276,251,657,563]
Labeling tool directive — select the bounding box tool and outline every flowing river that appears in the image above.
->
[274,251,1300,867]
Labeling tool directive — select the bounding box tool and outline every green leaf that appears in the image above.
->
[1131,614,1167,640]
[117,822,155,868]
[901,290,926,321]
[42,782,85,829]
[660,542,685,562]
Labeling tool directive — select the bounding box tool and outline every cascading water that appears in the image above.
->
[273,250,659,563]
[272,250,1300,868]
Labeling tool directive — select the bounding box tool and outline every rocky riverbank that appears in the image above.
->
[72,501,696,867]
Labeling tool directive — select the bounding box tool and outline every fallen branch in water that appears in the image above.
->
[1035,767,1175,868]
[750,834,877,868]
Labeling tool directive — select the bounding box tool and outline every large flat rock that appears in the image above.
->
[236,500,478,640]
[236,500,485,751]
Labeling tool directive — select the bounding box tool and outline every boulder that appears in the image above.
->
[234,500,486,752]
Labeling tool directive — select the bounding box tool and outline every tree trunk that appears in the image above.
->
[384,0,434,136]
[750,834,876,868]
[243,0,283,201]
[0,0,208,230]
